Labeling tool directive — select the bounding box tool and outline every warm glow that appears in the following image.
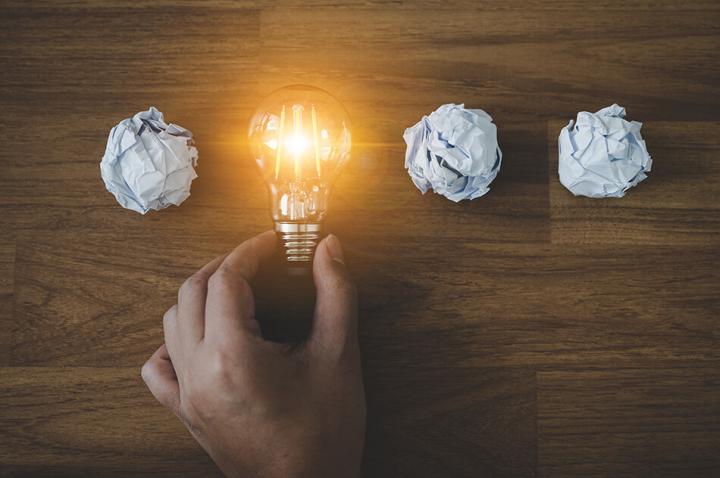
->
[286,133,309,155]
[265,138,278,150]
[247,85,352,264]
[269,102,328,180]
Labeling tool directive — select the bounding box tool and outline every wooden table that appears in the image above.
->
[1,1,719,476]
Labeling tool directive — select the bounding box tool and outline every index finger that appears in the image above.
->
[204,230,276,343]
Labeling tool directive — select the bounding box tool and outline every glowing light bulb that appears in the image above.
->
[248,85,351,265]
[286,133,308,156]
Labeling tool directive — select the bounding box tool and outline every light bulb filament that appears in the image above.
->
[311,105,321,177]
[292,104,304,180]
[269,103,329,183]
[274,105,286,180]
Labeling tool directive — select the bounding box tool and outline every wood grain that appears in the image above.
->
[0,243,14,365]
[364,367,536,478]
[0,367,221,477]
[538,368,720,477]
[1,0,719,476]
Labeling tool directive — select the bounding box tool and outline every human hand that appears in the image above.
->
[141,231,365,478]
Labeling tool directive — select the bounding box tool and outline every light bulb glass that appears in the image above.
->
[248,85,351,264]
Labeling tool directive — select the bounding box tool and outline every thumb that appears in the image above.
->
[141,344,181,416]
[309,234,358,357]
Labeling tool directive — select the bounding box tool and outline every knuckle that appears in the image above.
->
[208,347,247,387]
[208,349,232,380]
[179,273,207,297]
[208,267,236,290]
[162,306,176,324]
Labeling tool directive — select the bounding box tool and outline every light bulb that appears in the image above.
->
[248,85,352,266]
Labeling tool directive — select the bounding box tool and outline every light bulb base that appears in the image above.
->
[275,222,322,268]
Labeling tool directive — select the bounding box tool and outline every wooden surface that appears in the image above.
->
[1,1,719,476]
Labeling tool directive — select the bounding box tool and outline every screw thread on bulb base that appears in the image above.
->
[274,222,322,272]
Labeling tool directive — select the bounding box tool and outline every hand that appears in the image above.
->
[141,231,365,478]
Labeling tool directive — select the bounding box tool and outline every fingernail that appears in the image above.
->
[140,362,150,382]
[325,234,345,264]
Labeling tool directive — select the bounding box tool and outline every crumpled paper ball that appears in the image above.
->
[403,103,502,202]
[100,106,199,214]
[558,104,652,198]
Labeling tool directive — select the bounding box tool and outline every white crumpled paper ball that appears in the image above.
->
[558,104,652,198]
[403,103,502,202]
[100,106,199,214]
